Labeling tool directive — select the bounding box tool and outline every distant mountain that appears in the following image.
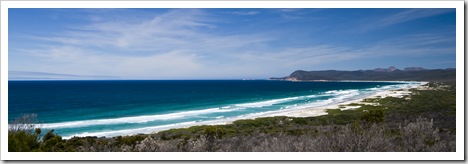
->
[403,67,426,71]
[271,67,455,82]
[374,66,398,72]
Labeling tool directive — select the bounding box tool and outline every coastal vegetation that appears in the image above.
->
[8,81,456,152]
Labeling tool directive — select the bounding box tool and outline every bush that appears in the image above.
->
[40,130,66,152]
[361,110,384,123]
[115,135,146,146]
[291,118,308,125]
[8,114,41,152]
[8,113,40,133]
[8,130,41,152]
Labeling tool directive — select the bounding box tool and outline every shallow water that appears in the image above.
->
[8,80,417,138]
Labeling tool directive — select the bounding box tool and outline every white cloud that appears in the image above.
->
[16,27,454,79]
[17,45,205,79]
[230,31,455,72]
[363,9,454,31]
[228,11,259,15]
[381,9,452,26]
[10,9,455,79]
[32,9,271,52]
[275,9,301,13]
[14,9,277,79]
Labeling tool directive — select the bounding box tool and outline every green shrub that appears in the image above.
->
[40,129,66,152]
[292,118,308,125]
[115,135,146,146]
[361,110,384,123]
[8,130,40,152]
[8,114,41,152]
[204,126,225,139]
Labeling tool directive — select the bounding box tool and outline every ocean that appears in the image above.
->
[8,80,418,139]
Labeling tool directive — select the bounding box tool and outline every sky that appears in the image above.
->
[8,8,456,80]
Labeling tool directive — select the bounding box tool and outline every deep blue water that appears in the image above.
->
[8,80,412,138]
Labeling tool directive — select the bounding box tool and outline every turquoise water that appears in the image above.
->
[8,80,415,138]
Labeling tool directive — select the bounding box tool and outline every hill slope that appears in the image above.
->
[272,67,455,82]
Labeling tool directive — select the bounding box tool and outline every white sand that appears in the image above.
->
[144,82,427,136]
[187,82,427,129]
[252,82,425,118]
[65,82,428,139]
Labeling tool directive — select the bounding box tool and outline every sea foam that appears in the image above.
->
[40,107,230,129]
[40,94,316,129]
[31,81,424,139]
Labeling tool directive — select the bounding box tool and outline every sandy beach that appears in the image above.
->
[61,81,428,139]
[264,84,422,118]
[142,81,428,134]
[226,81,427,120]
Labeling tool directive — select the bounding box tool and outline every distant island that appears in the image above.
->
[271,66,456,82]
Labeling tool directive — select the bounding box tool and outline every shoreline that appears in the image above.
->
[260,83,423,118]
[139,82,427,136]
[62,81,427,139]
[269,78,425,83]
[197,81,426,125]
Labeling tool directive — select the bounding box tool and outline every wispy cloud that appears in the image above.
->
[232,31,455,72]
[9,9,456,79]
[31,9,271,52]
[14,9,275,79]
[16,45,206,79]
[363,8,454,31]
[228,11,259,16]
[15,16,454,78]
[275,9,301,13]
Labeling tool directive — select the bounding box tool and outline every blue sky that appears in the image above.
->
[9,8,456,79]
